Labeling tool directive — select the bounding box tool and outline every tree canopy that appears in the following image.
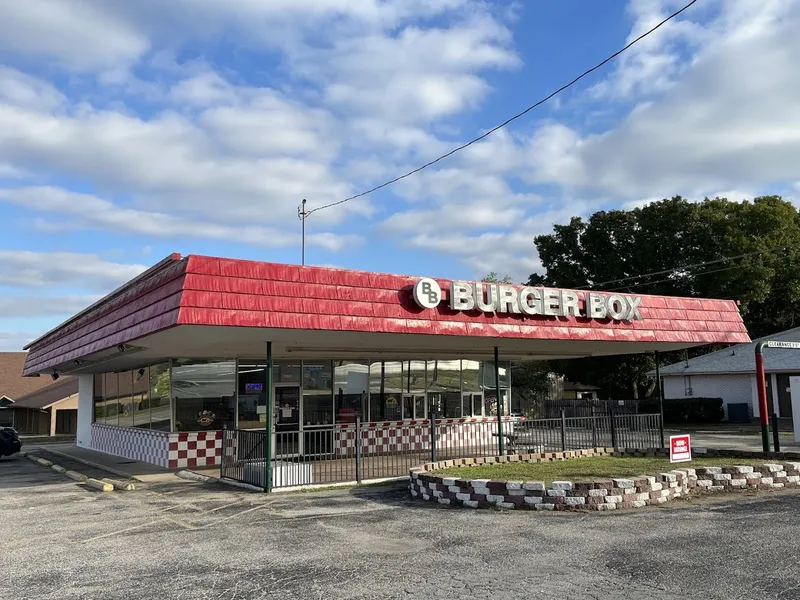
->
[528,195,800,398]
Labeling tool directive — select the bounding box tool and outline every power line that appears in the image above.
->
[604,263,746,293]
[579,241,800,291]
[305,0,701,217]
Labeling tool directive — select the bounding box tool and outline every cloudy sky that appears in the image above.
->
[0,0,798,350]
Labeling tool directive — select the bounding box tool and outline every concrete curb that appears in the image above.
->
[218,477,265,493]
[51,464,67,474]
[66,470,88,482]
[101,477,136,491]
[177,470,219,485]
[36,458,54,467]
[38,447,143,482]
[85,478,114,492]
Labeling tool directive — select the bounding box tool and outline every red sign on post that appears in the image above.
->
[670,435,692,463]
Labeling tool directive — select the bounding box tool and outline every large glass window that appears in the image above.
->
[149,363,171,431]
[117,370,135,428]
[172,360,236,432]
[427,360,462,417]
[131,367,150,428]
[369,361,403,421]
[273,361,301,384]
[302,362,333,426]
[93,373,105,423]
[237,361,267,429]
[104,372,120,426]
[333,361,368,423]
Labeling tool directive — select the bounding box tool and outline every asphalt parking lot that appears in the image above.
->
[3,453,800,600]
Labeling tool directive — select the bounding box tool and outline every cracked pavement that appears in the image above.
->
[3,453,800,599]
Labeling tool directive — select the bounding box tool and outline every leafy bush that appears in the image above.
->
[639,397,724,424]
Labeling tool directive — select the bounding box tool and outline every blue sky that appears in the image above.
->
[0,0,798,350]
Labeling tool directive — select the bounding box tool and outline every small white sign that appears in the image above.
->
[670,435,692,463]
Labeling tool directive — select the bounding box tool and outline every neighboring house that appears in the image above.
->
[11,377,79,436]
[563,381,601,400]
[0,352,57,427]
[654,326,800,422]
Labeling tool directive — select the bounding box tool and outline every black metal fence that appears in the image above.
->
[542,399,642,418]
[220,412,663,491]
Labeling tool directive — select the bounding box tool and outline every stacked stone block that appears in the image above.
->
[409,450,800,512]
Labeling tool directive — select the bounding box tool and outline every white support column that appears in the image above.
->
[76,374,94,448]
[791,376,800,443]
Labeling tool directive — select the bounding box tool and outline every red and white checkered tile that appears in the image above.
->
[167,431,223,469]
[91,424,223,470]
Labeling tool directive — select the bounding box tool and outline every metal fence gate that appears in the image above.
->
[220,412,664,491]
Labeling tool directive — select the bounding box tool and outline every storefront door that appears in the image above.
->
[274,385,301,456]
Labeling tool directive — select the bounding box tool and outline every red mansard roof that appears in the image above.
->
[22,254,750,376]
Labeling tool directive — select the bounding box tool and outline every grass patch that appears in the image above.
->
[432,456,772,485]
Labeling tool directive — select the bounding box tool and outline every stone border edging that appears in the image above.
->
[409,447,800,511]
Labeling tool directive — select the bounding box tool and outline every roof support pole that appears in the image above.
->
[755,342,770,452]
[655,351,665,449]
[495,346,504,456]
[265,341,273,492]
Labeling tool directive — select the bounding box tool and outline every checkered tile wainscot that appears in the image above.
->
[91,424,223,469]
[333,417,510,457]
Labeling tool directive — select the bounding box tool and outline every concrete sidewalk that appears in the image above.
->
[29,443,181,484]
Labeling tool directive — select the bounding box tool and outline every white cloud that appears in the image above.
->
[0,250,147,291]
[0,187,360,252]
[0,331,38,352]
[292,16,519,125]
[0,294,101,318]
[0,66,65,111]
[527,0,800,202]
[0,0,149,71]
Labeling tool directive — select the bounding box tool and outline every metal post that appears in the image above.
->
[755,342,770,452]
[591,409,597,448]
[429,410,437,463]
[494,346,504,456]
[355,417,362,483]
[609,408,618,452]
[265,341,273,492]
[298,198,308,266]
[655,351,665,448]
[560,409,567,452]
[771,413,781,453]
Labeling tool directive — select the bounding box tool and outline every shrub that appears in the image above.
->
[639,397,724,424]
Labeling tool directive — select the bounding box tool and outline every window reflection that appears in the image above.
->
[302,362,332,426]
[334,361,368,423]
[237,361,267,429]
[149,364,171,431]
[369,361,403,421]
[104,372,119,426]
[172,360,235,432]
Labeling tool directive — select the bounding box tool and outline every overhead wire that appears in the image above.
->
[578,241,800,291]
[304,0,701,217]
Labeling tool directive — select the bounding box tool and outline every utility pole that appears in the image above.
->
[297,198,308,266]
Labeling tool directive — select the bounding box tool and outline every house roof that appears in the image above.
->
[656,326,800,376]
[564,381,601,391]
[0,352,56,401]
[12,377,78,409]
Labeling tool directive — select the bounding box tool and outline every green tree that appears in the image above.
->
[482,272,514,284]
[531,196,800,397]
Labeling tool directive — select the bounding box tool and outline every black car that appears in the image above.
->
[0,427,22,457]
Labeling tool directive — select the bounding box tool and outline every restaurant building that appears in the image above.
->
[21,254,749,471]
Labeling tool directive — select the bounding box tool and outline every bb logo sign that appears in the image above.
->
[413,278,441,309]
[669,434,691,463]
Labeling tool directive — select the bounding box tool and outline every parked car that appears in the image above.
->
[0,427,22,457]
